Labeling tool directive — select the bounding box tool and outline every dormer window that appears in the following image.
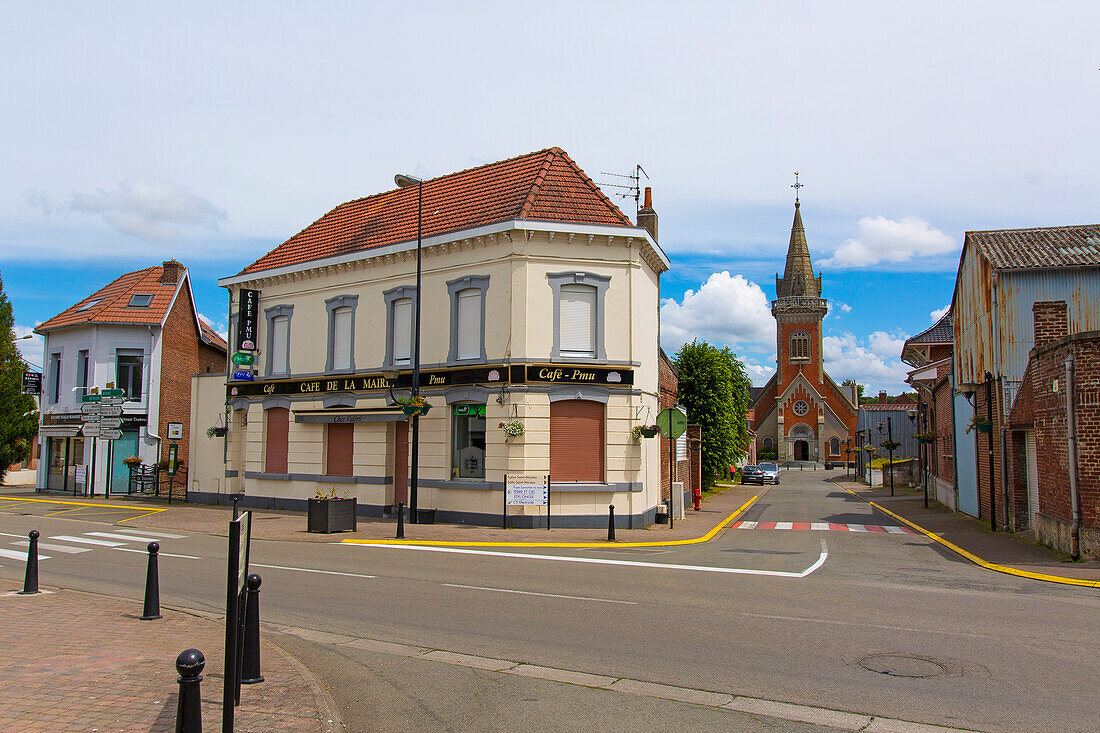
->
[128,294,154,308]
[77,299,101,312]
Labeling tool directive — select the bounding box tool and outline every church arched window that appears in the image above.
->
[762,437,773,450]
[789,330,810,361]
[830,437,840,455]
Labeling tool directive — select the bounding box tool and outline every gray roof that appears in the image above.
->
[904,309,953,347]
[967,224,1100,270]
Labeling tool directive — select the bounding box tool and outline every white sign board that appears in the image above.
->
[100,429,123,440]
[81,423,101,437]
[167,422,184,440]
[99,405,123,417]
[505,474,549,506]
[75,465,86,484]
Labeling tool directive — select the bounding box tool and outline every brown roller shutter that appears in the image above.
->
[264,408,289,474]
[326,423,354,476]
[550,400,604,482]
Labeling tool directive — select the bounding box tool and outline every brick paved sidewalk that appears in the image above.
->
[0,583,342,732]
[833,477,1100,582]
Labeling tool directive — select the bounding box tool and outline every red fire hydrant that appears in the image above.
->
[692,485,701,511]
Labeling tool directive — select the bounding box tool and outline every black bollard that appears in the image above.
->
[19,529,40,595]
[232,494,240,521]
[241,574,264,684]
[607,504,616,542]
[175,648,205,733]
[141,542,162,620]
[396,501,405,539]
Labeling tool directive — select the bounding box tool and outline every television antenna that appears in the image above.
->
[600,164,649,213]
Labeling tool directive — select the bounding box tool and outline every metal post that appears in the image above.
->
[607,504,616,542]
[888,417,894,497]
[987,372,996,532]
[668,434,674,529]
[410,180,423,523]
[175,648,205,733]
[396,501,404,539]
[141,542,162,620]
[20,529,40,594]
[241,574,263,684]
[232,495,239,521]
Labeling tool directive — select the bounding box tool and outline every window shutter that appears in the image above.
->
[559,285,595,356]
[393,299,412,364]
[271,316,289,374]
[326,423,354,476]
[550,400,604,481]
[332,307,352,369]
[264,408,289,474]
[677,433,687,461]
[456,289,481,360]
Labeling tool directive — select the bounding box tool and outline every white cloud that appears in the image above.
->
[659,271,774,353]
[930,305,950,321]
[819,216,956,269]
[69,179,227,240]
[198,312,229,342]
[13,324,44,371]
[823,330,912,394]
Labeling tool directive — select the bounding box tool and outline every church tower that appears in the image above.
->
[748,186,859,464]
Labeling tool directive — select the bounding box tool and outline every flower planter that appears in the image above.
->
[638,427,660,438]
[307,497,357,533]
[974,423,991,434]
[401,404,431,417]
[416,508,436,524]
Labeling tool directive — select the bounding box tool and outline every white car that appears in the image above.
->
[758,462,780,484]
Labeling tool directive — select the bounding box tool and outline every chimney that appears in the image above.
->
[879,390,888,404]
[636,187,658,243]
[1032,300,1069,348]
[160,259,183,285]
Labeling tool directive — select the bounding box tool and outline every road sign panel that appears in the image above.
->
[231,352,255,366]
[232,370,255,381]
[99,429,123,440]
[101,388,125,397]
[656,407,688,440]
[81,424,101,437]
[98,418,123,429]
[98,405,123,416]
[80,403,102,415]
[100,397,125,405]
[81,395,102,403]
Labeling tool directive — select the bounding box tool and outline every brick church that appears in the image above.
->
[749,200,859,463]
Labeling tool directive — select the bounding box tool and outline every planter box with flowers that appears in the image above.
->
[206,426,228,438]
[631,424,661,441]
[308,488,357,533]
[499,419,525,439]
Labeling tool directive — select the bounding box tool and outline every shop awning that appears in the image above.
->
[293,410,408,424]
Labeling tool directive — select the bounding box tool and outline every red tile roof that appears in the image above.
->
[36,267,178,332]
[967,224,1100,270]
[240,147,634,275]
[198,319,228,351]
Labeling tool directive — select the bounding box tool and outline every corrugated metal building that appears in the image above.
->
[951,224,1100,527]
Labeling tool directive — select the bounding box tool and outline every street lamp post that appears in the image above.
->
[395,173,424,523]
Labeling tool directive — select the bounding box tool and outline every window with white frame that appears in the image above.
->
[392,298,412,365]
[48,352,62,403]
[559,284,596,357]
[116,349,144,400]
[325,294,358,373]
[270,316,289,374]
[456,289,482,360]
[76,349,89,392]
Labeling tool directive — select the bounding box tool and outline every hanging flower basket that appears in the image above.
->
[499,420,525,438]
[397,396,431,417]
[639,425,661,438]
[966,416,992,434]
[915,433,936,444]
[207,426,228,438]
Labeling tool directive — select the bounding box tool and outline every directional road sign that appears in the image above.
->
[656,407,688,440]
[81,403,102,415]
[81,424,101,437]
[101,388,125,397]
[81,395,102,403]
[99,418,123,429]
[99,429,123,440]
[100,397,125,406]
[98,405,123,417]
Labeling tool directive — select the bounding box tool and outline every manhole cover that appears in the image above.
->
[859,654,945,678]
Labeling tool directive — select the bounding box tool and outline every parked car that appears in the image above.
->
[740,465,766,484]
[759,462,780,484]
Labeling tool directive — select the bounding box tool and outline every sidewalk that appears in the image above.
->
[832,476,1100,584]
[0,583,341,732]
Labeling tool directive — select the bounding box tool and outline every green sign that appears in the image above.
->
[81,394,102,403]
[656,407,687,439]
[231,352,255,366]
[101,388,125,397]
[452,404,486,417]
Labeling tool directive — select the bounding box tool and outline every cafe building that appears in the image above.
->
[194,147,670,527]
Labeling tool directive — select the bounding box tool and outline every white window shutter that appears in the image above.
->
[456,289,481,360]
[333,307,352,369]
[271,316,289,374]
[393,299,412,364]
[559,285,595,356]
[677,433,687,461]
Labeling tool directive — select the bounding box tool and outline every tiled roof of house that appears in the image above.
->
[859,402,918,411]
[240,147,635,275]
[198,320,228,351]
[36,267,178,332]
[905,309,953,346]
[967,224,1100,270]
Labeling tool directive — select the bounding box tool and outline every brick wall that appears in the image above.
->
[158,282,226,469]
[1033,301,1069,348]
[973,381,1007,527]
[658,351,677,500]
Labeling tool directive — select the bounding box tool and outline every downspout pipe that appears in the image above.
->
[1065,352,1081,559]
[986,371,996,532]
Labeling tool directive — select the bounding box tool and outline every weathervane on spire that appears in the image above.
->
[791,171,803,204]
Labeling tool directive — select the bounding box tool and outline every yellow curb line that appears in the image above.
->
[342,494,761,548]
[844,489,1100,588]
[0,496,168,516]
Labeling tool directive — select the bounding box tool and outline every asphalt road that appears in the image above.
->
[2,470,1097,732]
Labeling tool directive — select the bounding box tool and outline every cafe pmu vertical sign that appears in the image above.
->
[236,289,260,351]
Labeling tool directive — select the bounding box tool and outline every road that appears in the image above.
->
[1,470,1097,732]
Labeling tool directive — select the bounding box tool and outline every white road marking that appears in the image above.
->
[884,525,906,534]
[443,583,637,605]
[810,522,830,531]
[107,529,186,539]
[774,521,793,530]
[251,563,376,579]
[86,531,166,543]
[740,611,991,639]
[848,524,868,532]
[738,521,758,529]
[0,547,49,560]
[0,532,30,539]
[110,547,199,559]
[12,540,89,554]
[348,541,830,578]
[52,535,124,547]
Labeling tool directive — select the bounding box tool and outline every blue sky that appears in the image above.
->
[5,2,1097,393]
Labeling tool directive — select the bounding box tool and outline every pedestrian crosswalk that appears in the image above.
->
[732,521,917,534]
[0,528,186,564]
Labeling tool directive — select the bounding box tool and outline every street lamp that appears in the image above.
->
[395,172,423,522]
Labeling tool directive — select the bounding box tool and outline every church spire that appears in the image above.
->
[775,184,822,299]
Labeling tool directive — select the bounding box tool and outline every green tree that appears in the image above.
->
[674,340,751,487]
[0,271,37,484]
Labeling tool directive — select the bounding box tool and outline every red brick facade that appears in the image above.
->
[657,349,691,501]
